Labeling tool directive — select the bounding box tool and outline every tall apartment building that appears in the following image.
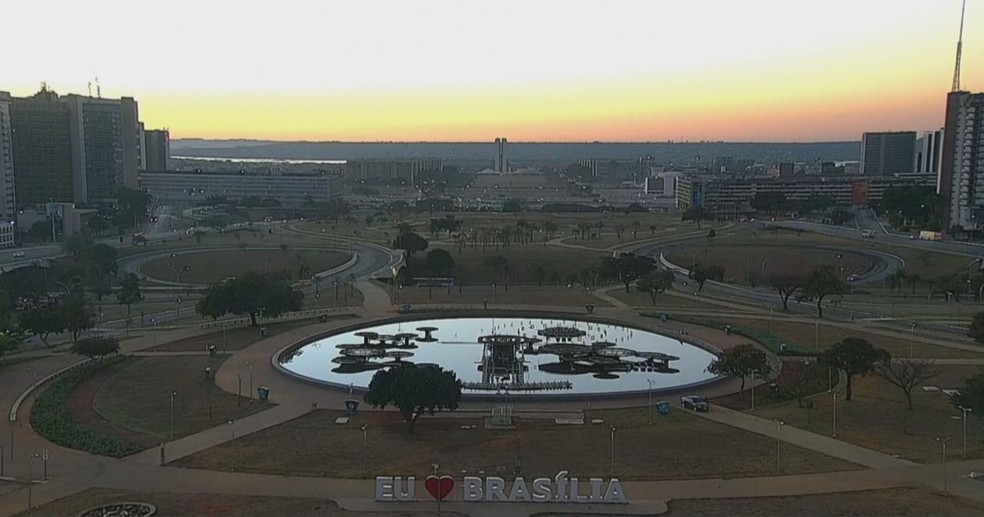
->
[8,89,75,208]
[940,91,984,230]
[915,128,945,175]
[143,129,171,171]
[860,131,916,175]
[0,93,15,219]
[64,94,141,202]
[494,137,508,172]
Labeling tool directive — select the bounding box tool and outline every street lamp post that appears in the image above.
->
[937,436,950,494]
[246,360,253,400]
[959,406,973,458]
[749,369,758,411]
[909,322,917,359]
[647,379,656,420]
[609,426,617,477]
[831,389,839,437]
[361,424,368,476]
[774,420,785,474]
[169,390,178,440]
[152,318,158,347]
[27,452,38,510]
[230,419,237,472]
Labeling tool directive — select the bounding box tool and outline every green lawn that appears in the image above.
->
[140,249,350,285]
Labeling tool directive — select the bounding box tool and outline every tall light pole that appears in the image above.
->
[609,426,617,477]
[361,424,368,477]
[749,369,758,411]
[246,360,253,399]
[169,390,178,440]
[831,389,839,437]
[937,436,950,494]
[229,419,237,472]
[909,322,917,359]
[152,318,158,347]
[647,379,656,420]
[959,406,973,458]
[774,420,785,474]
[26,452,38,510]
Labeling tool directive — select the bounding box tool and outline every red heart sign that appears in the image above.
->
[424,475,454,501]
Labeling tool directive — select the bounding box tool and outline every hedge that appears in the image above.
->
[30,358,143,458]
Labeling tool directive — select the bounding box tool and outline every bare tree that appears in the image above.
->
[874,358,938,410]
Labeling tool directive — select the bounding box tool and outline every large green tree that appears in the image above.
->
[116,273,144,318]
[953,372,984,416]
[707,344,771,393]
[60,294,96,343]
[772,275,804,311]
[195,272,303,326]
[115,188,152,230]
[636,269,676,305]
[364,365,462,433]
[802,265,847,318]
[681,206,706,230]
[71,336,120,360]
[817,337,890,401]
[393,231,429,257]
[969,312,984,344]
[601,253,656,292]
[19,306,66,347]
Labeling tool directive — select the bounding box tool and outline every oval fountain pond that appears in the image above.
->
[278,317,720,397]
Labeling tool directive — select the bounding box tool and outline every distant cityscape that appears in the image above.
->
[0,76,982,247]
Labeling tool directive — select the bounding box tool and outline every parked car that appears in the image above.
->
[847,274,860,282]
[12,251,25,258]
[680,395,710,412]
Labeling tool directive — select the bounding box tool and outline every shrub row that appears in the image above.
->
[30,358,143,458]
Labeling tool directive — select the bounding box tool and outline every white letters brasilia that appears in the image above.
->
[375,471,627,504]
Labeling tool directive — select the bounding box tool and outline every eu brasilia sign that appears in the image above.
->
[376,470,628,504]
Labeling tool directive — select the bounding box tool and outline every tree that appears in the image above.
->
[115,188,152,230]
[802,265,847,318]
[681,206,706,230]
[425,248,455,275]
[364,364,462,433]
[827,209,854,226]
[116,273,143,318]
[707,344,771,393]
[195,272,304,326]
[636,269,676,305]
[202,214,231,231]
[817,337,890,401]
[772,275,804,311]
[969,312,984,344]
[60,294,95,343]
[18,307,66,347]
[0,325,25,366]
[502,199,523,213]
[874,358,938,410]
[751,191,786,214]
[71,336,120,360]
[600,253,656,292]
[705,228,716,241]
[393,231,429,257]
[690,264,724,292]
[952,372,984,415]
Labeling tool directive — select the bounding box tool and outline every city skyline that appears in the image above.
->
[6,0,983,142]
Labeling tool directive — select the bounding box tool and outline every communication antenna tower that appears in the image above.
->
[952,0,967,92]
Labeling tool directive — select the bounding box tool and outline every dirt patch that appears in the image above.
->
[65,357,158,449]
[175,407,858,480]
[668,487,984,516]
[751,365,984,463]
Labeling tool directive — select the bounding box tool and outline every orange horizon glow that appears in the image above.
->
[6,0,983,142]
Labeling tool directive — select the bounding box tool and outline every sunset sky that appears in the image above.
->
[6,0,982,142]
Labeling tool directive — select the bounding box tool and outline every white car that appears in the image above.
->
[12,251,25,258]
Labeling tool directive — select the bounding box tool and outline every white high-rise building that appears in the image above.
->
[915,128,944,175]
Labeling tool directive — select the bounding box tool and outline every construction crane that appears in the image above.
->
[952,0,967,92]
